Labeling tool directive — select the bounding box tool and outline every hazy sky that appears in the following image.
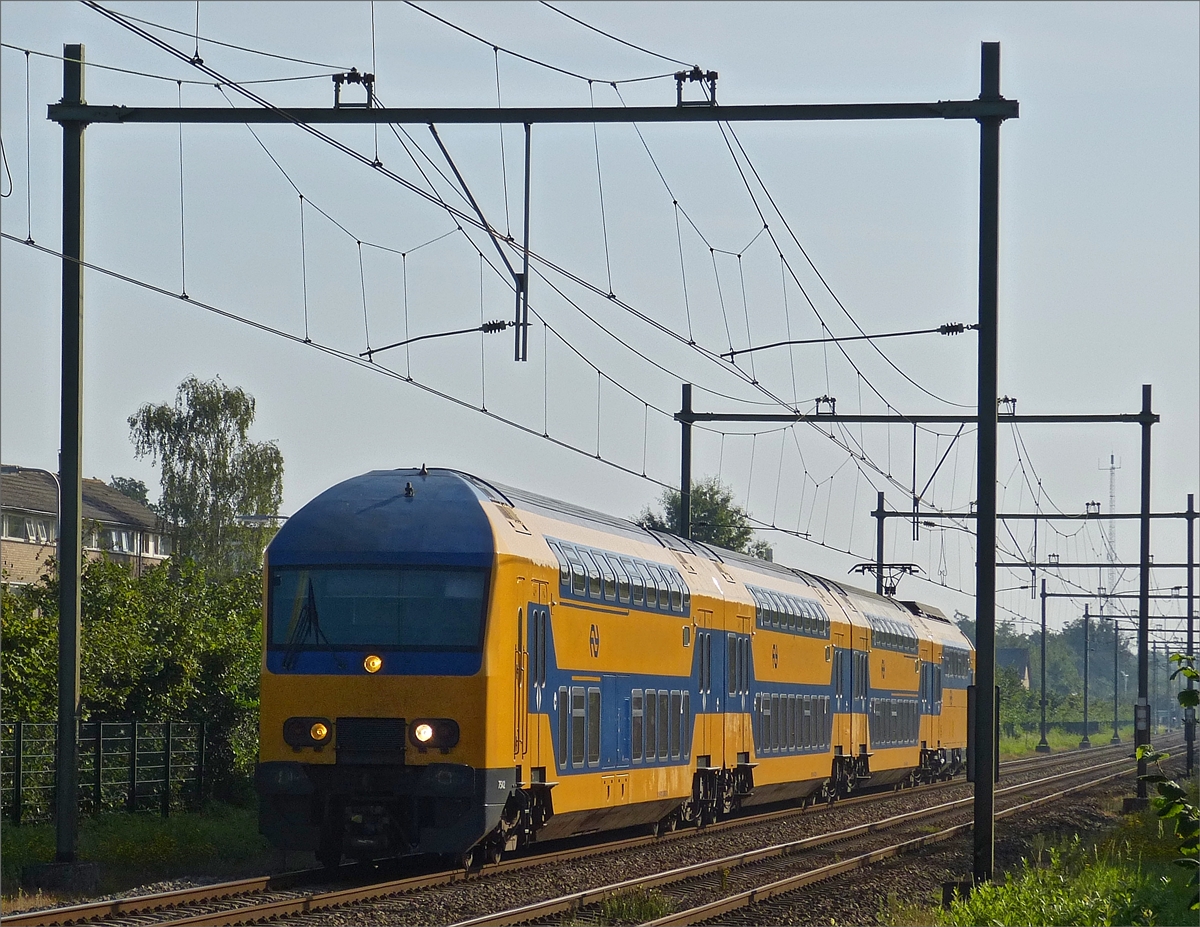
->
[2,1,1197,635]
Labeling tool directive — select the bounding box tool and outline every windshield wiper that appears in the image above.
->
[282,578,332,670]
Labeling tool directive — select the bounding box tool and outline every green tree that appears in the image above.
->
[636,475,772,560]
[129,376,284,578]
[1,557,262,799]
[109,475,152,509]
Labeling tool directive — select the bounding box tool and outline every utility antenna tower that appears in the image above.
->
[1100,454,1122,599]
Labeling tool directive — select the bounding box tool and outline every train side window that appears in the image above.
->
[645,690,657,762]
[791,695,800,749]
[705,632,713,694]
[587,688,601,766]
[635,561,657,609]
[566,549,587,596]
[669,690,682,758]
[728,635,738,696]
[651,565,672,610]
[753,694,762,745]
[681,691,691,756]
[623,558,644,606]
[539,611,548,687]
[571,687,587,766]
[769,693,780,750]
[557,686,568,767]
[612,557,632,604]
[666,570,684,612]
[582,550,602,599]
[549,541,570,591]
[596,553,617,601]
[657,691,669,759]
[632,690,644,761]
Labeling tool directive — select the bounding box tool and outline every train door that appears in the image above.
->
[851,632,870,753]
[525,583,550,769]
[832,630,849,754]
[695,608,715,762]
[602,674,620,768]
[515,599,528,761]
[729,608,753,761]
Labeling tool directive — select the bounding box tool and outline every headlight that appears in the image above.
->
[363,654,383,673]
[409,718,460,751]
[283,716,332,748]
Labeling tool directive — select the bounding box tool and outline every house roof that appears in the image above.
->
[1,465,160,530]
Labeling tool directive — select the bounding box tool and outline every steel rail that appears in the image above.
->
[446,751,1156,927]
[0,741,1132,927]
[644,764,1150,926]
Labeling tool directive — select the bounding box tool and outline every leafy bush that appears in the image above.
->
[1,556,262,799]
[880,836,1193,927]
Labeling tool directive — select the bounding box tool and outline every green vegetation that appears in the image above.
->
[129,375,284,578]
[1137,654,1199,910]
[997,725,1134,760]
[954,614,1179,739]
[1,556,262,800]
[1,804,273,900]
[880,831,1195,927]
[636,475,772,560]
[598,888,676,924]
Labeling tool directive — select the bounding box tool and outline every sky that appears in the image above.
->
[2,1,1197,636]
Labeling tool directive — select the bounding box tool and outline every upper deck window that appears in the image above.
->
[268,567,488,651]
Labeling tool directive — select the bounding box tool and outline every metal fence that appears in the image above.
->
[0,721,206,824]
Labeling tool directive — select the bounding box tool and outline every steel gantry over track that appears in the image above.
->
[50,37,1015,880]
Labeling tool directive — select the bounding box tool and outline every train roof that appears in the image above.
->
[271,467,963,640]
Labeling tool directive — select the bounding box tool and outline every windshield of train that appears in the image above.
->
[268,567,488,651]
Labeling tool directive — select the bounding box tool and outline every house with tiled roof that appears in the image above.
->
[1,465,171,584]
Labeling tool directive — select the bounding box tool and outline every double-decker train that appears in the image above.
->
[256,467,973,867]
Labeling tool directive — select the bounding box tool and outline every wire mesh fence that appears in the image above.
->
[0,720,207,824]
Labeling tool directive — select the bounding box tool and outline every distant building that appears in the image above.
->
[1,465,170,584]
[997,647,1032,689]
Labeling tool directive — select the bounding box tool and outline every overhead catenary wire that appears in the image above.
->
[89,6,799,416]
[401,1,676,86]
[94,9,350,69]
[58,1,1032,600]
[1,41,341,84]
[538,1,695,67]
[3,231,681,493]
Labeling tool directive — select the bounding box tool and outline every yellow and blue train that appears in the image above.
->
[256,468,973,867]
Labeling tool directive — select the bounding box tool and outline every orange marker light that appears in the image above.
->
[364,654,383,673]
[309,721,329,742]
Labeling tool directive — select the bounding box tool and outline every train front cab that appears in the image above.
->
[256,469,516,866]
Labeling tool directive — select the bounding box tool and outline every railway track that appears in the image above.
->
[2,737,1161,927]
[451,753,1165,927]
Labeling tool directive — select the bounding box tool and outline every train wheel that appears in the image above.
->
[655,813,677,837]
[316,841,342,869]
